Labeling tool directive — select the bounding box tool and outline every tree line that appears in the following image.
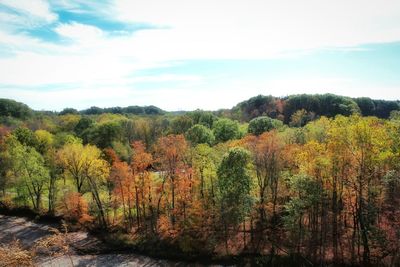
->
[3,93,399,124]
[230,93,400,122]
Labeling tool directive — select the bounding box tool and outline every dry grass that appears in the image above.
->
[0,240,34,267]
[32,223,74,267]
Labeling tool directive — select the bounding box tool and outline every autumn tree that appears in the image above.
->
[60,191,92,225]
[244,131,283,224]
[346,116,391,265]
[289,109,315,127]
[59,143,110,227]
[131,141,153,230]
[109,159,134,229]
[154,134,188,228]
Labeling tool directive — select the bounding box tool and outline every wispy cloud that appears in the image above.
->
[0,0,57,28]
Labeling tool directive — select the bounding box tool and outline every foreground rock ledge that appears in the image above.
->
[0,214,220,267]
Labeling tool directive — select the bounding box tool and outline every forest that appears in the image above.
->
[1,93,400,266]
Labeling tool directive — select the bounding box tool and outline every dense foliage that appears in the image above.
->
[0,99,33,119]
[231,94,400,122]
[1,96,400,266]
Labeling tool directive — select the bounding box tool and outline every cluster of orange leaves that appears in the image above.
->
[59,192,93,225]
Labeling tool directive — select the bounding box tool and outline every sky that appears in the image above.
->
[0,0,400,111]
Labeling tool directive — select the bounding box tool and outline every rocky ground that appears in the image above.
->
[0,214,218,267]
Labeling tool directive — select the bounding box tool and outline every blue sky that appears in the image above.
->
[0,0,400,111]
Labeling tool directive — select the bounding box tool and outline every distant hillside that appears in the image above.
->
[1,94,399,123]
[78,105,164,116]
[58,105,165,116]
[230,94,400,122]
[0,98,33,119]
[0,100,166,118]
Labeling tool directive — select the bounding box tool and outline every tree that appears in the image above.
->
[58,143,88,194]
[57,114,81,132]
[109,160,134,229]
[244,131,283,223]
[0,126,11,196]
[354,97,376,116]
[84,121,123,149]
[35,129,54,154]
[171,115,194,134]
[346,116,390,265]
[13,127,38,148]
[82,146,110,228]
[217,147,253,253]
[5,136,49,211]
[44,147,61,214]
[59,108,79,115]
[74,116,94,136]
[60,191,93,225]
[186,124,215,146]
[192,144,217,202]
[248,116,283,136]
[131,141,153,230]
[53,132,81,148]
[58,143,110,227]
[154,135,188,227]
[0,98,33,119]
[284,94,360,123]
[289,109,315,127]
[187,110,216,128]
[213,118,240,143]
[231,95,281,121]
[284,174,324,256]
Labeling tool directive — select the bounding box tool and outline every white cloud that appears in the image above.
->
[111,0,400,59]
[0,0,57,27]
[0,0,400,110]
[55,22,104,43]
[131,74,202,83]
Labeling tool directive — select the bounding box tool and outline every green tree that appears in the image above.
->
[248,116,283,135]
[0,98,33,119]
[53,132,82,148]
[213,118,240,143]
[44,147,62,214]
[5,136,49,211]
[59,108,79,115]
[186,124,215,146]
[217,147,253,253]
[84,121,123,149]
[74,116,94,136]
[284,174,323,255]
[192,144,217,201]
[171,115,194,134]
[13,127,38,148]
[187,110,216,128]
